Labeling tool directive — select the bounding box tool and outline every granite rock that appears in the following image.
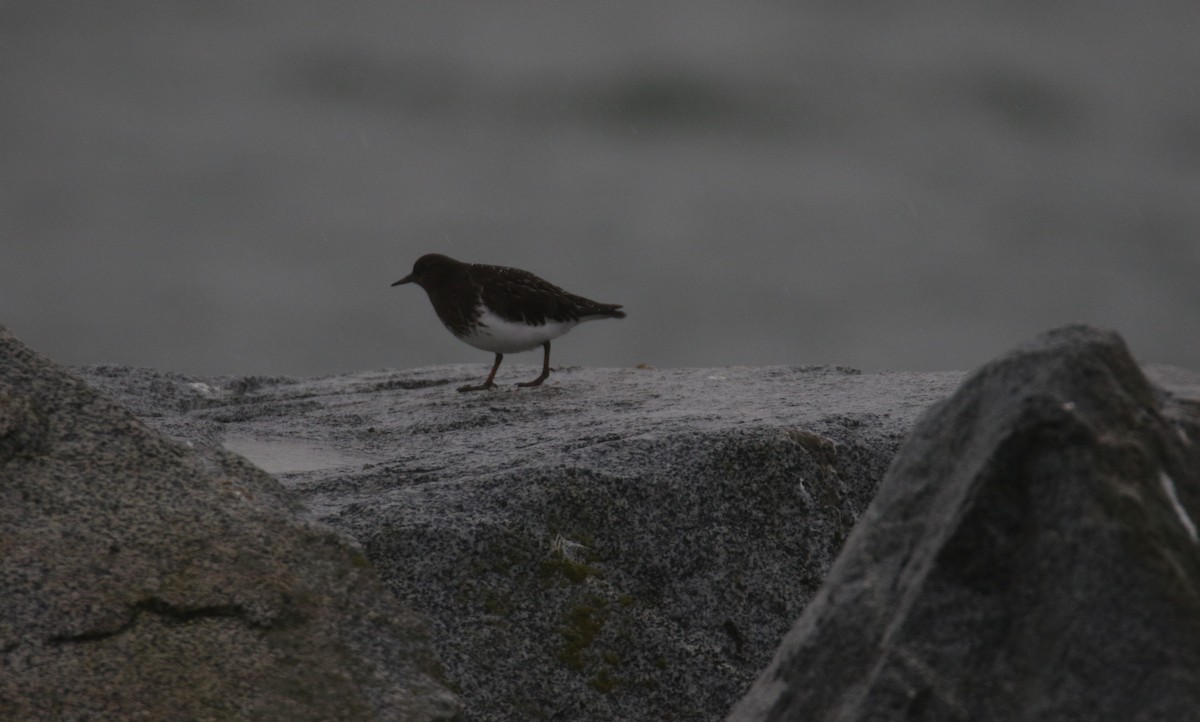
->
[726,325,1200,721]
[78,357,965,720]
[0,326,460,721]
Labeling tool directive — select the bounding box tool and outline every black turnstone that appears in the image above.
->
[392,253,625,392]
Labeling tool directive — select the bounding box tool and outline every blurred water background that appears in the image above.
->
[3,1,1199,377]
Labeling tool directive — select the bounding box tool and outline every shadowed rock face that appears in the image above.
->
[727,325,1200,721]
[0,326,460,721]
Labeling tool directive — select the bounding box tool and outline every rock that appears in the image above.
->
[76,358,966,720]
[726,325,1200,721]
[0,326,460,721]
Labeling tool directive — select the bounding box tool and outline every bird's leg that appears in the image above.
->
[459,353,503,392]
[517,342,552,387]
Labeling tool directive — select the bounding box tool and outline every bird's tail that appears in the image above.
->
[581,304,625,321]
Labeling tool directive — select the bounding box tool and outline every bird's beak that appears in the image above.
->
[391,274,414,286]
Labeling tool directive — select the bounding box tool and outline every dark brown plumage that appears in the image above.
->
[392,254,624,391]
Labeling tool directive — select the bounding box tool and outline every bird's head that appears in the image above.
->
[391,253,463,289]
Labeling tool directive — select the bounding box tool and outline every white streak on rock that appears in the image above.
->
[1160,471,1199,544]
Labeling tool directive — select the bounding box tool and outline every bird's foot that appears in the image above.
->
[457,381,496,393]
[516,372,551,388]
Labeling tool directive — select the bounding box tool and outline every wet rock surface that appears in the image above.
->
[78,358,963,720]
[727,326,1200,721]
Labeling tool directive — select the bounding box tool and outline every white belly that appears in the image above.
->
[457,307,578,354]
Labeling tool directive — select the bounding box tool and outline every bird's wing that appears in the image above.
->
[475,265,620,324]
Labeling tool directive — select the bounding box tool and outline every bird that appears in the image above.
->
[392,253,625,392]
